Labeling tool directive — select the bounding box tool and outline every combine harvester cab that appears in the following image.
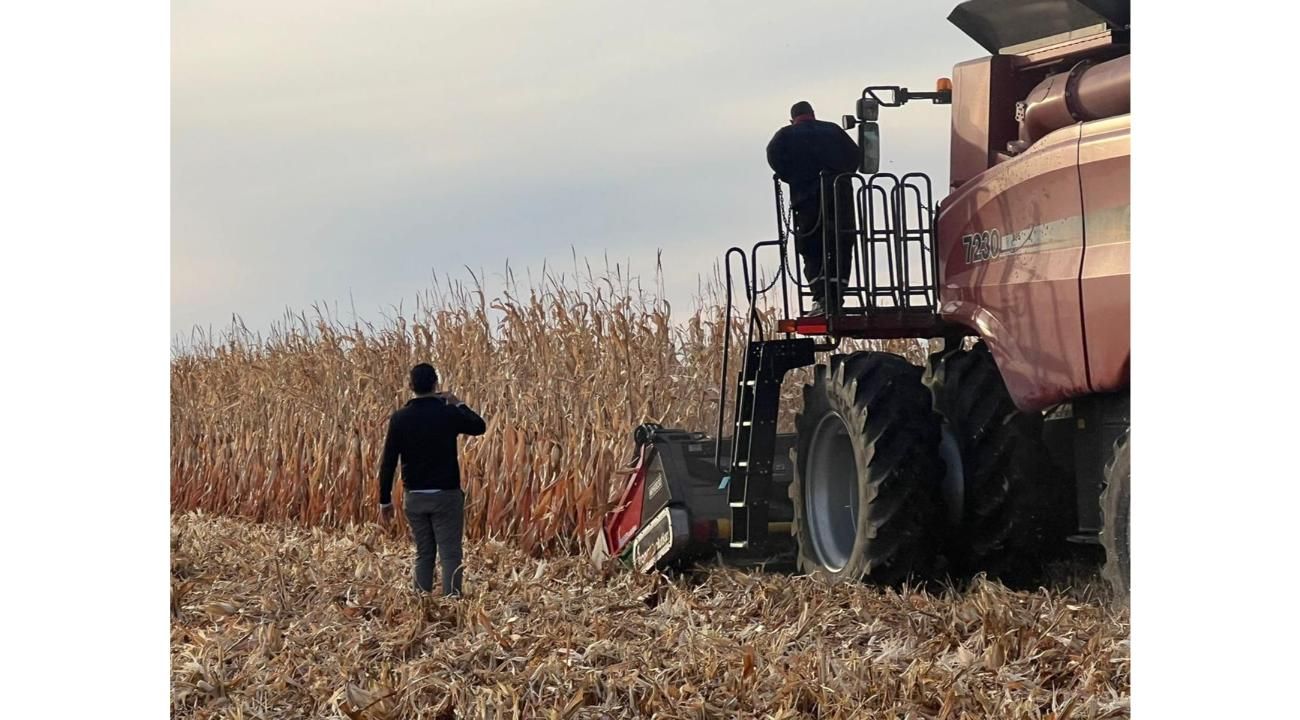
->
[604,0,1130,597]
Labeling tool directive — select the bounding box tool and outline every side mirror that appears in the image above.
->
[859,121,880,174]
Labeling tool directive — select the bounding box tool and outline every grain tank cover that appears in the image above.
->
[948,0,1129,55]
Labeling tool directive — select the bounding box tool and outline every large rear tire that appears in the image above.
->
[789,352,945,585]
[1100,430,1130,601]
[923,341,1070,580]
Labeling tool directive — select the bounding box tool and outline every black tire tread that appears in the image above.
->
[923,342,1069,579]
[790,351,945,585]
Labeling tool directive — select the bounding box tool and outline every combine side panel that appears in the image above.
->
[937,122,1090,413]
[1078,114,1131,392]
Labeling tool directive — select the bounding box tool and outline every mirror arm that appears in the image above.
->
[861,85,952,107]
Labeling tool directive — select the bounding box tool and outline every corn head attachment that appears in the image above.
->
[599,423,797,572]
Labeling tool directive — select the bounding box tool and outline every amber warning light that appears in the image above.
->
[936,77,952,92]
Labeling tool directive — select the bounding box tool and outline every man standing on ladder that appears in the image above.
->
[766,100,860,315]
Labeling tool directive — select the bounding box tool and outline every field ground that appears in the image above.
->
[172,512,1129,719]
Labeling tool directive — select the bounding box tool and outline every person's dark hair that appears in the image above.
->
[790,101,814,119]
[410,363,438,395]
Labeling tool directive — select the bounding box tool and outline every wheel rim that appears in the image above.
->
[804,412,859,572]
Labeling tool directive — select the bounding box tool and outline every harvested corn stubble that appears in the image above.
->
[172,512,1130,719]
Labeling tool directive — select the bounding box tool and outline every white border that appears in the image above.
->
[0,1,170,713]
[1138,2,1299,717]
[3,1,1297,714]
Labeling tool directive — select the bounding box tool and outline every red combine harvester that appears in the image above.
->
[600,0,1131,596]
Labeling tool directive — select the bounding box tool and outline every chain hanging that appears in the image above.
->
[774,180,825,291]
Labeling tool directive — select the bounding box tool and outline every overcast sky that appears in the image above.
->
[172,0,985,338]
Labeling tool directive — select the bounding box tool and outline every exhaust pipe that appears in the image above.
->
[1011,54,1130,153]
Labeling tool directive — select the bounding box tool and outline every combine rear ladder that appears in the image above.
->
[725,338,814,550]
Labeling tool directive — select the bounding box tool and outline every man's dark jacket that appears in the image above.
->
[766,118,860,207]
[379,396,487,504]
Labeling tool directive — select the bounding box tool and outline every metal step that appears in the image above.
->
[727,338,815,549]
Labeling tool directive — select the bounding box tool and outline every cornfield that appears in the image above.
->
[171,263,923,554]
[171,263,1129,718]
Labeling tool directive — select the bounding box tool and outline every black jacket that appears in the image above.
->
[766,118,860,208]
[378,396,487,504]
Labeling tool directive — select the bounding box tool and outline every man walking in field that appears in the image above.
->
[378,363,487,597]
[766,100,861,315]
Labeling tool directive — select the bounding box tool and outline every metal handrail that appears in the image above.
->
[715,169,939,469]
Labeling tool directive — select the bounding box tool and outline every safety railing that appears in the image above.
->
[713,170,939,470]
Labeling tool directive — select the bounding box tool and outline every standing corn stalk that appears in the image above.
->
[171,265,923,555]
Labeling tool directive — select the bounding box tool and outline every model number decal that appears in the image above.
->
[962,229,1003,264]
[961,223,1055,265]
[960,216,1083,266]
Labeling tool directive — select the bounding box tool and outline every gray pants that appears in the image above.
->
[403,490,465,596]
